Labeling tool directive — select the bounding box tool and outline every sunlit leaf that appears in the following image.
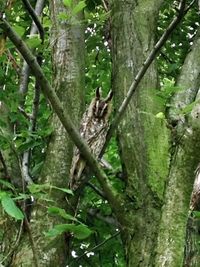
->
[48,206,78,222]
[1,195,24,220]
[63,0,72,7]
[12,25,25,37]
[45,223,92,239]
[0,179,15,190]
[26,36,41,49]
[72,1,86,15]
[58,12,69,20]
[51,186,73,195]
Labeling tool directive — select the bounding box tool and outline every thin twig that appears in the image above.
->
[22,0,44,42]
[18,106,32,119]
[99,0,194,157]
[87,182,106,199]
[101,0,109,12]
[71,231,120,264]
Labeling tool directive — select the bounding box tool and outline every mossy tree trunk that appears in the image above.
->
[10,1,85,266]
[155,29,200,267]
[111,0,200,266]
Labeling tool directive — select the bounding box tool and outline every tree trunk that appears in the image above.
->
[10,1,85,266]
[112,0,200,266]
[111,0,169,266]
[155,29,200,267]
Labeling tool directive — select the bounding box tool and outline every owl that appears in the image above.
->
[190,164,200,211]
[69,87,113,191]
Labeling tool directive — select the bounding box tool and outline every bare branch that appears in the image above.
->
[19,0,45,97]
[87,208,119,226]
[22,0,44,42]
[18,106,33,120]
[19,0,45,184]
[100,0,194,157]
[87,182,106,199]
[21,64,41,185]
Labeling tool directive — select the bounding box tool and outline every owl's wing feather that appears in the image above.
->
[69,121,108,190]
[69,89,113,191]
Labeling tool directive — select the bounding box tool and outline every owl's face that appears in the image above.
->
[92,88,113,119]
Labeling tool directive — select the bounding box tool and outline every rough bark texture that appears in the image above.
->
[111,0,169,266]
[10,1,85,266]
[155,29,200,267]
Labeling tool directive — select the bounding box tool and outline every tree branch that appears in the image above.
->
[87,182,106,199]
[19,0,45,97]
[24,216,39,267]
[22,0,44,43]
[100,0,194,157]
[0,16,127,227]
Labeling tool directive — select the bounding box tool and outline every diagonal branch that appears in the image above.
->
[100,0,194,157]
[71,231,120,264]
[19,0,45,97]
[0,16,128,227]
[22,0,44,42]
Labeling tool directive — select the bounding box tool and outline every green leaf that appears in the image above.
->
[45,223,92,239]
[13,193,30,201]
[12,25,25,37]
[63,0,72,7]
[51,186,73,195]
[28,183,73,195]
[31,162,44,177]
[155,112,165,119]
[72,224,92,240]
[1,195,24,220]
[0,179,15,190]
[58,12,69,20]
[26,36,41,49]
[48,206,78,222]
[192,211,200,218]
[44,227,61,237]
[28,183,50,194]
[72,1,86,15]
[181,101,197,115]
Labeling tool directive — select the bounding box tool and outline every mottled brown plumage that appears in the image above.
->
[69,88,113,191]
[190,164,200,211]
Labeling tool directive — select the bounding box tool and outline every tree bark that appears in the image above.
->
[111,0,169,266]
[155,29,200,267]
[10,1,85,266]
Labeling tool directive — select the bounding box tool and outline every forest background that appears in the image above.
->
[0,0,200,266]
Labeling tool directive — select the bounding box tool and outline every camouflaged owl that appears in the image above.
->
[69,88,113,190]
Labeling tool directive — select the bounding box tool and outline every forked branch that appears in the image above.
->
[100,0,195,157]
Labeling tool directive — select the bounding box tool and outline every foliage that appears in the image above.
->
[157,0,200,80]
[0,0,200,266]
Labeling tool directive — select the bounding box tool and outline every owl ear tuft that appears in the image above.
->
[95,87,101,99]
[105,90,113,103]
